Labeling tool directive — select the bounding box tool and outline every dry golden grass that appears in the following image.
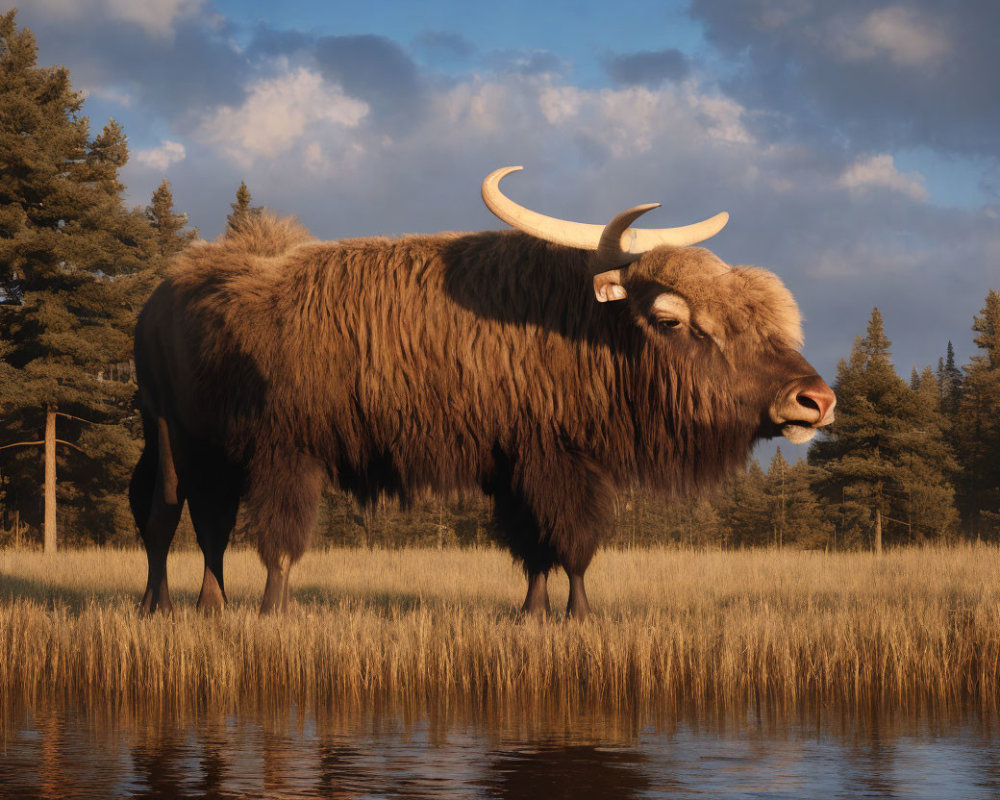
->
[2,545,999,719]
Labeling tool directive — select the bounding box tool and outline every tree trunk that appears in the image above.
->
[874,507,882,556]
[44,407,56,554]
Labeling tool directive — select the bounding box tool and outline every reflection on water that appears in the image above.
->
[3,705,1000,799]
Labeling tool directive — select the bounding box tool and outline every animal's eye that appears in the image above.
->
[656,318,681,330]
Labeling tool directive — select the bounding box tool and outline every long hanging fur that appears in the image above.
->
[137,212,818,576]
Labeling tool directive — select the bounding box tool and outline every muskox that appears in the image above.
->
[129,167,835,617]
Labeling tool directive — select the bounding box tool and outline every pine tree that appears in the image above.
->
[900,365,959,540]
[226,181,260,232]
[718,461,770,547]
[937,341,963,415]
[0,11,164,548]
[973,290,1000,367]
[763,448,832,549]
[809,308,958,550]
[146,179,197,259]
[765,448,791,547]
[953,290,1000,538]
[914,365,941,412]
[653,490,724,547]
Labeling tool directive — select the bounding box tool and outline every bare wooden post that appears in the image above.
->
[874,507,882,556]
[44,407,56,554]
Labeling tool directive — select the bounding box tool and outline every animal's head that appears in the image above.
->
[482,167,835,444]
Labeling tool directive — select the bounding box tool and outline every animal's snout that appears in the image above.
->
[794,379,836,424]
[771,375,836,428]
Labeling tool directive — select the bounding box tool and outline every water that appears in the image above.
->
[3,705,1000,799]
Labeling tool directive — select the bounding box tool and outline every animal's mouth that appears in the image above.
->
[780,421,819,444]
[768,375,836,443]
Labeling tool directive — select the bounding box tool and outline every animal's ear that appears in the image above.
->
[594,269,626,302]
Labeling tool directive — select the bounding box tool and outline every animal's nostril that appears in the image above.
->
[797,393,820,412]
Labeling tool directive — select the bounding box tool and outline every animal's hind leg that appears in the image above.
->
[245,451,326,614]
[186,451,242,613]
[139,486,183,615]
[129,438,156,541]
[131,416,184,615]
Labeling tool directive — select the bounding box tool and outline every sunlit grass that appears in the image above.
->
[2,545,999,718]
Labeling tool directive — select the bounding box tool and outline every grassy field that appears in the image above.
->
[1,545,999,720]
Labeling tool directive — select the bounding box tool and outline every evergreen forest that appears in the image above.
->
[1,12,998,552]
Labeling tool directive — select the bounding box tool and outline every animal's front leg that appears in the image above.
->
[260,552,292,614]
[566,572,590,620]
[521,571,551,618]
[249,450,326,615]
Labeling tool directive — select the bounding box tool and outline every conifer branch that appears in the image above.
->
[55,411,117,426]
[55,438,88,454]
[0,438,89,454]
[0,440,44,450]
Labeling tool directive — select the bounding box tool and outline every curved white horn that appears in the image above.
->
[481,166,729,265]
[595,203,660,270]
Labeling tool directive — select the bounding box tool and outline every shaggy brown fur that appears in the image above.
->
[130,212,830,616]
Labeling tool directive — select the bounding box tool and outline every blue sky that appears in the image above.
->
[9,0,1000,460]
[211,0,708,78]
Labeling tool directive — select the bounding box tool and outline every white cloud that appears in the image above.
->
[845,6,951,67]
[184,68,768,230]
[520,79,754,157]
[808,241,929,280]
[687,90,754,145]
[104,0,204,38]
[837,154,929,201]
[134,140,187,171]
[196,67,369,169]
[82,85,133,107]
[193,70,754,179]
[539,86,585,125]
[424,76,754,164]
[21,0,205,39]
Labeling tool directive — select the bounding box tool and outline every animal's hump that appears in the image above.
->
[166,210,316,290]
[220,210,315,257]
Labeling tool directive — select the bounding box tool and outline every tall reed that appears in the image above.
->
[1,546,999,718]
